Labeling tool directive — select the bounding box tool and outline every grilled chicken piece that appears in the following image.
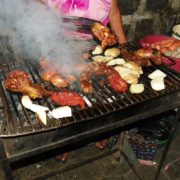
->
[120,48,151,67]
[41,70,70,88]
[39,59,77,88]
[91,22,118,49]
[50,75,69,88]
[41,70,58,82]
[5,70,51,99]
[79,70,93,94]
[51,91,86,109]
[80,80,93,94]
[121,47,162,66]
[80,62,128,94]
[135,47,162,65]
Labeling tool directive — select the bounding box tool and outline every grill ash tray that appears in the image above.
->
[0,60,180,137]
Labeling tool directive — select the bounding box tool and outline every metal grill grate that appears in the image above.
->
[0,36,180,137]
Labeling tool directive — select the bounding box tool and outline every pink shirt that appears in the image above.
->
[48,0,112,25]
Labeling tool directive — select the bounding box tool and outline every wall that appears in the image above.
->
[119,0,180,42]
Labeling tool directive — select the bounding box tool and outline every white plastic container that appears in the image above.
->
[172,24,180,40]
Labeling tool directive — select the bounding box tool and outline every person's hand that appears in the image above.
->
[118,36,128,45]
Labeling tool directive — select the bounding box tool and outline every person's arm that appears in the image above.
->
[109,0,127,44]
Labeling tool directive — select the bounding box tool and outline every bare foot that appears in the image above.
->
[95,139,109,149]
[55,152,69,162]
[138,159,157,166]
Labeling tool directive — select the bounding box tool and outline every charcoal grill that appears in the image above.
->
[0,35,180,180]
[0,36,179,137]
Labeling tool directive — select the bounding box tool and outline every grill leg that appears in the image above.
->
[112,132,144,180]
[154,108,180,180]
[0,139,13,180]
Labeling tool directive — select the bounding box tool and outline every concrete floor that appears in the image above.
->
[12,124,180,180]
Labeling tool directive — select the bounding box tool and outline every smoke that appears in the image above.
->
[0,0,85,73]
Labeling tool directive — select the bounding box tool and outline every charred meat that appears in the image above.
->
[80,62,128,94]
[121,47,162,66]
[135,47,162,65]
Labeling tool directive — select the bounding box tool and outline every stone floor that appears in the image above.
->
[12,123,180,180]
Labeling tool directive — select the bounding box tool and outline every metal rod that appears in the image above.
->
[0,138,13,180]
[0,81,11,134]
[121,151,144,180]
[112,132,125,161]
[154,108,180,180]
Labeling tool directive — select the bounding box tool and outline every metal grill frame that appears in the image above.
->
[0,36,180,180]
[0,36,180,138]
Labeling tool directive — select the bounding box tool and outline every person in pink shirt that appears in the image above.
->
[39,0,127,161]
[40,0,127,44]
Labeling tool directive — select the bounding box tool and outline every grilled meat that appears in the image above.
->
[6,70,30,79]
[80,62,128,94]
[50,74,69,88]
[30,83,52,97]
[106,66,128,93]
[80,80,93,94]
[41,70,58,82]
[121,47,162,66]
[5,70,51,99]
[39,59,77,88]
[135,47,162,65]
[120,48,151,66]
[51,91,86,109]
[41,71,70,88]
[91,22,118,49]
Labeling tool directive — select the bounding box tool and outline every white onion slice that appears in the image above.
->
[151,77,165,91]
[21,95,33,109]
[50,106,72,119]
[148,70,166,80]
[92,45,103,55]
[30,104,49,113]
[130,84,144,94]
[106,58,125,66]
[36,111,47,125]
